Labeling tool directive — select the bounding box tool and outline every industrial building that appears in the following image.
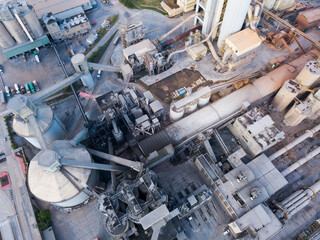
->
[27,0,93,18]
[43,7,91,41]
[3,0,320,238]
[0,1,49,58]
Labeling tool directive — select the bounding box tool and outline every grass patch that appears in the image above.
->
[84,14,119,55]
[87,30,118,63]
[119,0,167,15]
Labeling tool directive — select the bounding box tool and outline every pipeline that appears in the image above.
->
[165,49,320,145]
[159,13,200,41]
[281,146,320,177]
[276,179,320,219]
[161,25,202,48]
[269,123,320,161]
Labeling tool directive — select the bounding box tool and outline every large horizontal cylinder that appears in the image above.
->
[165,50,320,145]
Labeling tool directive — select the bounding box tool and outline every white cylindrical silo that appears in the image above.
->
[170,104,185,121]
[295,61,320,88]
[217,0,252,50]
[185,100,198,114]
[272,79,301,112]
[21,6,44,38]
[12,105,66,149]
[0,4,28,44]
[265,0,277,9]
[273,0,295,10]
[284,101,313,126]
[71,54,95,89]
[0,22,15,48]
[28,140,97,208]
[198,91,211,107]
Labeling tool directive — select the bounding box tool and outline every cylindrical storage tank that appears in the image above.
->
[170,104,185,121]
[146,188,168,210]
[71,54,95,88]
[217,0,252,50]
[274,0,295,10]
[11,105,66,149]
[284,101,313,126]
[106,211,129,238]
[272,79,301,112]
[71,54,90,74]
[127,199,149,224]
[28,141,97,207]
[184,100,198,114]
[138,170,158,194]
[295,61,320,88]
[198,92,211,107]
[265,0,277,9]
[116,180,139,203]
[21,7,44,38]
[0,22,15,49]
[2,18,28,43]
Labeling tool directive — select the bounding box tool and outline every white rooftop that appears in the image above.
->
[229,204,283,240]
[123,39,157,59]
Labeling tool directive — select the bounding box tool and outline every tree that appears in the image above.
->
[36,209,52,231]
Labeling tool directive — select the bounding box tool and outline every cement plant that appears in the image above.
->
[0,0,320,240]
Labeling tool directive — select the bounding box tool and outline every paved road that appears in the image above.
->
[0,117,41,240]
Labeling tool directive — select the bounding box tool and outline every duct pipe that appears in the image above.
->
[87,148,143,172]
[28,114,47,150]
[108,138,116,193]
[269,123,320,161]
[281,146,320,177]
[281,189,304,206]
[159,13,200,41]
[165,49,320,145]
[70,128,88,146]
[13,11,34,42]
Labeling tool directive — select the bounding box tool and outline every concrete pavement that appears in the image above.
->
[0,117,41,240]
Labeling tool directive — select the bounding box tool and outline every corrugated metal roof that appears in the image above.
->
[3,36,50,58]
[138,130,172,156]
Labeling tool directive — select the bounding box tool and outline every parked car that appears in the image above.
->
[28,82,35,93]
[32,80,40,92]
[5,86,12,99]
[24,83,30,94]
[22,54,26,62]
[20,85,26,94]
[0,65,3,74]
[14,84,20,94]
[97,70,101,79]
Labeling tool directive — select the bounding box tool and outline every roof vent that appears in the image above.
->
[250,188,261,200]
[236,170,247,182]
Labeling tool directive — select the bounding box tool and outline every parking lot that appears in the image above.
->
[0,43,75,107]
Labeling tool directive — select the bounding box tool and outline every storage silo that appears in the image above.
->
[217,0,252,50]
[28,140,97,207]
[170,104,185,121]
[284,100,313,126]
[7,95,66,149]
[295,61,320,88]
[71,54,95,89]
[0,3,28,44]
[16,2,44,38]
[272,79,301,112]
[0,22,15,49]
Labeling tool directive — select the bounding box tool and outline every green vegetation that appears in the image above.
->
[4,115,18,150]
[84,14,119,55]
[87,30,118,63]
[35,209,52,231]
[119,0,167,15]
